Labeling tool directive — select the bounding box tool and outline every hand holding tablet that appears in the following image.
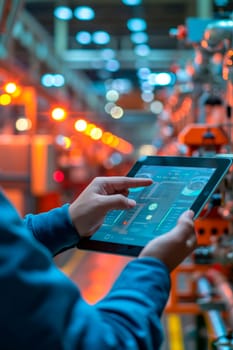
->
[77,156,232,257]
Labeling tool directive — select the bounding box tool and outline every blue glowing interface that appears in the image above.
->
[91,165,216,247]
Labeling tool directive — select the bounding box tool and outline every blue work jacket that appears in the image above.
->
[0,191,170,349]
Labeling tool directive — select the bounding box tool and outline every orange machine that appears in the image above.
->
[178,124,229,156]
[166,123,233,324]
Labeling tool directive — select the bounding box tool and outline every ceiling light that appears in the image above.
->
[130,32,148,44]
[111,79,132,93]
[140,81,153,92]
[105,102,116,114]
[41,74,65,87]
[74,119,87,132]
[127,18,147,32]
[54,6,72,20]
[110,106,124,119]
[53,74,65,87]
[122,0,142,5]
[15,118,32,131]
[141,91,154,102]
[106,90,119,102]
[134,44,150,56]
[90,127,103,140]
[92,31,110,45]
[150,100,164,114]
[41,74,54,87]
[156,72,176,86]
[105,59,120,72]
[148,72,175,86]
[101,48,115,60]
[4,82,17,94]
[76,31,92,45]
[74,6,95,20]
[137,67,151,80]
[147,73,157,85]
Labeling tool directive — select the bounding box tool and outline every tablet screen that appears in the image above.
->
[78,156,232,256]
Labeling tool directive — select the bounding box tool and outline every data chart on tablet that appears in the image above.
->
[77,155,232,256]
[91,164,216,247]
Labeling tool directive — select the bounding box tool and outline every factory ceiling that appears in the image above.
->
[2,0,233,152]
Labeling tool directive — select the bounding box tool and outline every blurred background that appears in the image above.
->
[1,1,233,349]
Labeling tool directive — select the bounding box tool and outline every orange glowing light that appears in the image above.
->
[85,123,96,136]
[110,136,120,148]
[117,139,134,154]
[102,132,114,145]
[0,93,11,105]
[51,107,67,121]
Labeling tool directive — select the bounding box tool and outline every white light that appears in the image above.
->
[138,144,156,156]
[148,72,174,86]
[134,44,150,56]
[92,31,110,45]
[106,90,119,102]
[15,118,32,131]
[127,18,147,32]
[54,6,72,20]
[74,6,95,20]
[74,119,87,132]
[110,106,124,119]
[76,31,92,44]
[150,100,164,114]
[155,72,172,86]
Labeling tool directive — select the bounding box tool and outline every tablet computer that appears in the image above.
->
[77,155,232,256]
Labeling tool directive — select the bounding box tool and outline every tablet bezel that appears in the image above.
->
[77,156,232,257]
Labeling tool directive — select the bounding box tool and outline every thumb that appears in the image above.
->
[178,209,195,223]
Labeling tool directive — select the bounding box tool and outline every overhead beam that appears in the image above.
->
[62,48,193,70]
[8,9,104,113]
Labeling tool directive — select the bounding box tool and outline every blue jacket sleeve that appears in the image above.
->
[24,204,79,256]
[0,191,170,350]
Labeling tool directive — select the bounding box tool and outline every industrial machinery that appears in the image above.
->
[163,16,233,349]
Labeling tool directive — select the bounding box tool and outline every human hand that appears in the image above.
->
[139,210,197,272]
[69,176,153,237]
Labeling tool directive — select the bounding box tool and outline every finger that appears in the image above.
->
[101,194,136,211]
[103,176,153,190]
